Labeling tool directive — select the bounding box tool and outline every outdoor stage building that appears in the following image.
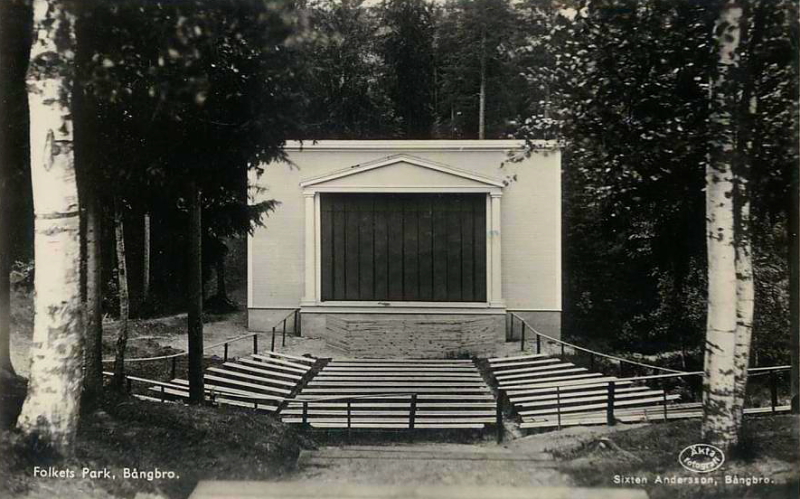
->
[247,140,561,358]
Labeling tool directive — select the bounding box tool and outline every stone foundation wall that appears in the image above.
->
[311,314,505,358]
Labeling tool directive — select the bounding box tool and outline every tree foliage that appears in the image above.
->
[516,0,797,363]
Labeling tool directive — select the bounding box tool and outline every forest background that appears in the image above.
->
[1,0,796,376]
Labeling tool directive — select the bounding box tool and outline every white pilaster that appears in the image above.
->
[490,193,504,307]
[301,192,317,305]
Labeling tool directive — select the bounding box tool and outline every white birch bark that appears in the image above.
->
[732,95,756,431]
[701,0,742,449]
[16,0,83,455]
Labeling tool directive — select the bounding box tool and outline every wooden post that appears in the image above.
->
[253,334,258,355]
[410,394,417,430]
[224,343,228,362]
[536,334,541,355]
[556,386,562,430]
[496,390,504,444]
[282,320,287,347]
[271,327,276,352]
[607,381,616,426]
[347,400,352,439]
[297,310,302,336]
[160,385,166,403]
[560,343,565,358]
[294,309,299,335]
[126,376,132,394]
[520,322,525,352]
[770,369,778,412]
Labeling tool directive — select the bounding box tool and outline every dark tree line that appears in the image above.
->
[0,0,797,450]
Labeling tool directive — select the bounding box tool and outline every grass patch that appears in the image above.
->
[1,393,309,499]
[554,416,799,499]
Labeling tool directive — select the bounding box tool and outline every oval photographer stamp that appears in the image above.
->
[678,444,725,474]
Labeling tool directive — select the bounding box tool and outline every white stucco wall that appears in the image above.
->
[248,140,561,316]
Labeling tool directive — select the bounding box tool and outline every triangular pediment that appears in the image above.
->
[299,154,504,189]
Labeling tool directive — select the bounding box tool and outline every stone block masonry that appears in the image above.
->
[323,314,505,358]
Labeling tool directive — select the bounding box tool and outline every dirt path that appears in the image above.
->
[288,442,573,488]
[284,424,650,489]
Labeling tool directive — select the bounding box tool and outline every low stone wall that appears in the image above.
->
[320,314,505,358]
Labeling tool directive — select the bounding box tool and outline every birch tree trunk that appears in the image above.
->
[732,150,754,430]
[701,0,742,450]
[112,201,129,390]
[16,0,83,455]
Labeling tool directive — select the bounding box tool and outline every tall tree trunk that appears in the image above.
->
[16,0,83,456]
[0,192,12,376]
[215,257,227,300]
[701,0,742,450]
[478,27,486,140]
[792,0,800,415]
[143,212,150,301]
[0,1,14,377]
[82,192,103,403]
[111,200,129,390]
[0,0,30,378]
[732,140,754,431]
[188,181,204,404]
[791,149,799,413]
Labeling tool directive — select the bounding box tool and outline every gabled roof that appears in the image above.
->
[299,154,505,188]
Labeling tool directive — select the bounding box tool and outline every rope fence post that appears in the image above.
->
[607,381,616,426]
[253,334,258,355]
[126,376,132,394]
[224,343,229,362]
[556,386,562,431]
[160,385,166,403]
[520,321,525,352]
[410,393,417,431]
[271,327,276,352]
[496,390,504,444]
[282,319,287,347]
[347,400,352,440]
[536,333,541,355]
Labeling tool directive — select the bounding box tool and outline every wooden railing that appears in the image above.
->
[509,312,685,374]
[102,308,301,380]
[601,365,792,426]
